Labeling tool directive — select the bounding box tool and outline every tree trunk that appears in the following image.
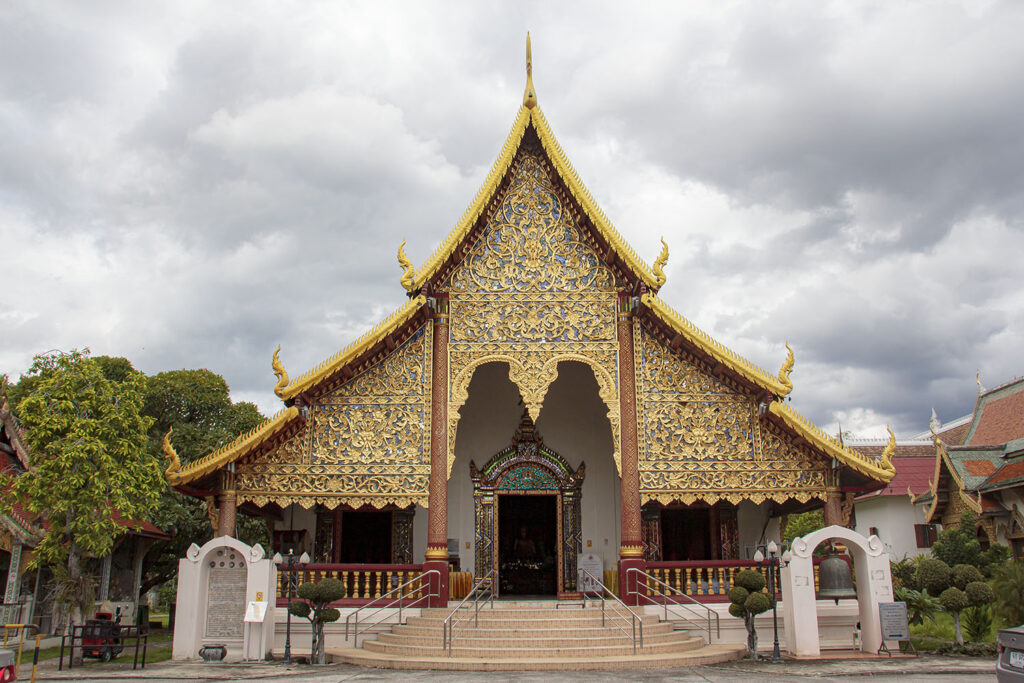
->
[314,620,326,664]
[746,613,759,659]
[68,538,85,665]
[953,612,964,645]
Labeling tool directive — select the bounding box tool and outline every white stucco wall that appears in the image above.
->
[446,361,621,574]
[854,495,927,560]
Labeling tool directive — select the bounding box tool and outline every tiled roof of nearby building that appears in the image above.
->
[946,445,1006,490]
[968,379,1024,445]
[912,414,971,445]
[853,450,934,500]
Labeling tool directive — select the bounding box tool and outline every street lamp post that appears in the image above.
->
[754,541,786,663]
[273,549,310,665]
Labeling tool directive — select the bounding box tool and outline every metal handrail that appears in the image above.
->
[627,567,720,642]
[344,569,440,642]
[442,569,495,656]
[579,567,643,654]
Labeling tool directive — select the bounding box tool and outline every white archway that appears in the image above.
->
[780,525,894,656]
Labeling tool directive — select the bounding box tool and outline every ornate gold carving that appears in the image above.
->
[162,427,181,477]
[425,546,449,560]
[205,495,219,533]
[397,239,416,292]
[636,322,831,505]
[652,237,669,289]
[523,33,537,109]
[777,342,794,396]
[880,426,897,472]
[236,325,432,509]
[444,146,622,474]
[272,345,289,398]
[620,544,644,559]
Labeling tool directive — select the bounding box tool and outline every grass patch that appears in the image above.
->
[20,627,173,664]
[909,610,996,650]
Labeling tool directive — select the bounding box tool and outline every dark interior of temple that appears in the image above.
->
[661,507,711,561]
[340,510,392,563]
[498,494,557,595]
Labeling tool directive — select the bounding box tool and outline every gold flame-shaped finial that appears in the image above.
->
[976,369,984,393]
[398,239,416,292]
[272,344,289,398]
[778,342,795,396]
[652,237,669,288]
[880,426,896,471]
[162,427,181,475]
[523,33,537,109]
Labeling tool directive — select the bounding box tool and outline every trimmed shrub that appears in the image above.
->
[916,558,952,596]
[952,564,984,591]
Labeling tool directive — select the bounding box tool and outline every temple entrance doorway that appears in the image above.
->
[661,508,711,561]
[497,494,557,596]
[339,511,391,563]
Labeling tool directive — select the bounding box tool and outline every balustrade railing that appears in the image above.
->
[643,557,833,601]
[275,563,425,604]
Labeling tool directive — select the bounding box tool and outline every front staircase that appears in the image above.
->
[333,600,745,671]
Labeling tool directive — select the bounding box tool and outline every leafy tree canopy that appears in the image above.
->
[4,350,162,571]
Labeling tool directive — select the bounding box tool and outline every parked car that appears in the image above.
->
[997,623,1024,682]
[0,647,15,682]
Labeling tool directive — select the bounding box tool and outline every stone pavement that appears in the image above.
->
[29,655,997,682]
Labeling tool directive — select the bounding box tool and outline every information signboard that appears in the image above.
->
[877,601,915,656]
[578,553,603,593]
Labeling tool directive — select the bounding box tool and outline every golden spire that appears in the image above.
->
[272,344,290,398]
[652,237,669,288]
[880,426,896,471]
[523,33,537,109]
[777,343,794,396]
[162,427,181,475]
[397,239,416,292]
[976,369,984,393]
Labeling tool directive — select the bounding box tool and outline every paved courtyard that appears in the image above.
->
[30,655,997,682]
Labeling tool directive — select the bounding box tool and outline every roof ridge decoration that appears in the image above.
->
[639,292,790,395]
[397,240,416,292]
[652,238,669,288]
[768,401,895,482]
[880,426,896,471]
[523,33,537,110]
[778,343,794,395]
[163,427,181,479]
[168,405,301,486]
[272,345,289,398]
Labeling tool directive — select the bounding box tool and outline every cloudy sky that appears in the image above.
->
[2,1,1022,438]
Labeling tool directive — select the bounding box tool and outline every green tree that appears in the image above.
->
[2,350,162,631]
[931,510,983,568]
[991,560,1024,627]
[727,569,772,659]
[289,578,346,664]
[140,369,267,594]
[782,511,824,545]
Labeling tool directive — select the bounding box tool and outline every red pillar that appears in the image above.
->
[617,300,646,603]
[424,308,450,606]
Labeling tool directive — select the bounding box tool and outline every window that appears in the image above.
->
[914,523,938,548]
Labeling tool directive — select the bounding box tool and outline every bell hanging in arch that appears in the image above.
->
[817,544,856,605]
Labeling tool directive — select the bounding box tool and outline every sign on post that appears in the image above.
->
[578,553,603,594]
[877,601,915,656]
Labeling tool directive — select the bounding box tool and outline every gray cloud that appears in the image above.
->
[1,0,1021,436]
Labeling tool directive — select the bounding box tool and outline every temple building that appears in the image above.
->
[915,375,1024,559]
[165,39,894,605]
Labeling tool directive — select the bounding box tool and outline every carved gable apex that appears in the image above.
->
[444,132,618,295]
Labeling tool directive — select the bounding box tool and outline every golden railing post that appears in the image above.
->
[684,567,692,595]
[375,571,383,598]
[341,571,349,598]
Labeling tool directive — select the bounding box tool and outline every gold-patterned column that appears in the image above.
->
[217,469,237,537]
[824,490,843,528]
[425,305,450,605]
[617,298,645,603]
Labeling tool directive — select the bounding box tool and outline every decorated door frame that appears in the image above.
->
[470,415,584,596]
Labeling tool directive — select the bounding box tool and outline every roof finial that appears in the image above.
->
[272,344,290,398]
[976,369,984,393]
[777,342,794,396]
[652,238,669,289]
[523,33,537,109]
[880,426,896,472]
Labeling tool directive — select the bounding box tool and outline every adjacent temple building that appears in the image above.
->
[165,38,894,606]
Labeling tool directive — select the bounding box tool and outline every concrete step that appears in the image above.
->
[376,629,688,648]
[391,620,675,637]
[333,643,747,671]
[403,613,660,628]
[362,635,704,658]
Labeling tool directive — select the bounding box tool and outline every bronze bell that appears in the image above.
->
[818,546,856,604]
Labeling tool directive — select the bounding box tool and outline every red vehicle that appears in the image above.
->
[0,647,15,682]
[80,611,123,663]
